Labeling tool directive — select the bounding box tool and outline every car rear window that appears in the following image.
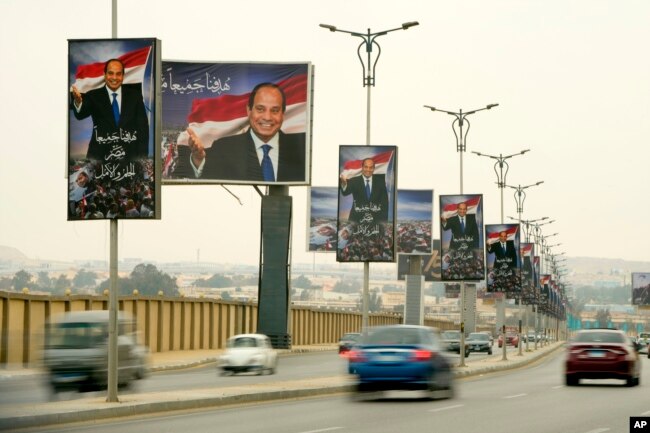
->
[574,332,625,343]
[230,337,258,348]
[366,327,426,345]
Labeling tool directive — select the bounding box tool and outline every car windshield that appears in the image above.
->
[442,331,460,339]
[366,327,425,345]
[468,333,488,341]
[229,337,259,348]
[47,322,107,349]
[574,332,625,343]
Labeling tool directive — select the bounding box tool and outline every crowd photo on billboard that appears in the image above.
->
[160,61,312,185]
[307,187,338,252]
[336,146,397,262]
[485,223,521,294]
[68,38,160,220]
[439,194,485,280]
[396,189,433,255]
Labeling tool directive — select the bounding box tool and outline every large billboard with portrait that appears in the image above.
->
[160,61,312,185]
[632,272,650,306]
[336,146,397,262]
[68,38,161,220]
[485,224,521,293]
[439,194,484,281]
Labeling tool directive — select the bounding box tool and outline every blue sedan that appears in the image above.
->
[348,325,454,400]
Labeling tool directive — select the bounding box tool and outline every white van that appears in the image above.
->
[43,310,149,394]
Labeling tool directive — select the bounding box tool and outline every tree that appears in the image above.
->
[292,275,316,289]
[595,308,611,328]
[12,270,32,291]
[53,274,72,295]
[195,274,233,288]
[128,263,178,296]
[73,269,97,290]
[36,271,52,291]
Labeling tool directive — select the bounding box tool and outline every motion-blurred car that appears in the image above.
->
[43,310,149,395]
[338,332,361,355]
[636,332,650,354]
[441,330,470,357]
[479,331,494,347]
[467,332,493,355]
[565,329,641,387]
[219,333,277,375]
[497,332,519,348]
[347,325,454,400]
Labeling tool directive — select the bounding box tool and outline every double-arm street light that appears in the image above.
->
[506,181,544,223]
[509,216,548,243]
[423,104,499,193]
[472,149,530,223]
[320,21,419,335]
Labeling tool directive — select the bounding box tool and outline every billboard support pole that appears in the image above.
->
[320,22,419,337]
[106,0,119,404]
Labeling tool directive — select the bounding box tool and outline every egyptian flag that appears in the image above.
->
[486,225,519,246]
[441,196,481,220]
[71,46,152,93]
[339,150,395,179]
[176,74,308,148]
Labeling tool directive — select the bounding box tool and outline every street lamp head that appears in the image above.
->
[319,23,337,32]
[423,105,436,112]
[521,149,531,155]
[402,21,420,30]
[487,103,499,109]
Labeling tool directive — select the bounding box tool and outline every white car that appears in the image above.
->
[219,334,278,375]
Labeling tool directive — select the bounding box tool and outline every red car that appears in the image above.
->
[497,332,519,348]
[565,329,641,387]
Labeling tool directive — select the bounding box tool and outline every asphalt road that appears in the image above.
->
[26,349,650,433]
[0,346,512,405]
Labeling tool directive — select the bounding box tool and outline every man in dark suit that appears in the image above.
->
[488,231,518,269]
[441,202,479,249]
[339,158,389,224]
[185,82,306,182]
[71,59,149,162]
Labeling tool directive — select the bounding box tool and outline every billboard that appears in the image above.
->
[336,146,397,262]
[439,194,484,281]
[520,242,537,304]
[68,38,161,220]
[307,187,338,252]
[632,272,650,306]
[396,189,433,255]
[160,61,312,185]
[485,224,521,293]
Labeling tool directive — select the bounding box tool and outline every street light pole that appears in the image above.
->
[472,150,530,223]
[423,103,498,367]
[321,21,419,336]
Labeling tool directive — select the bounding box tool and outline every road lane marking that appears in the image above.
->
[300,428,344,433]
[428,404,465,412]
[551,385,563,389]
[503,393,527,399]
[584,428,609,433]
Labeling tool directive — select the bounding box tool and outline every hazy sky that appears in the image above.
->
[1,0,649,268]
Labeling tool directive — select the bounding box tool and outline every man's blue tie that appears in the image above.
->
[365,179,371,199]
[460,218,465,234]
[261,144,275,181]
[112,93,120,125]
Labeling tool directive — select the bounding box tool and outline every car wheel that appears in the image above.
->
[488,349,493,355]
[465,349,470,357]
[626,375,639,387]
[565,374,579,386]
